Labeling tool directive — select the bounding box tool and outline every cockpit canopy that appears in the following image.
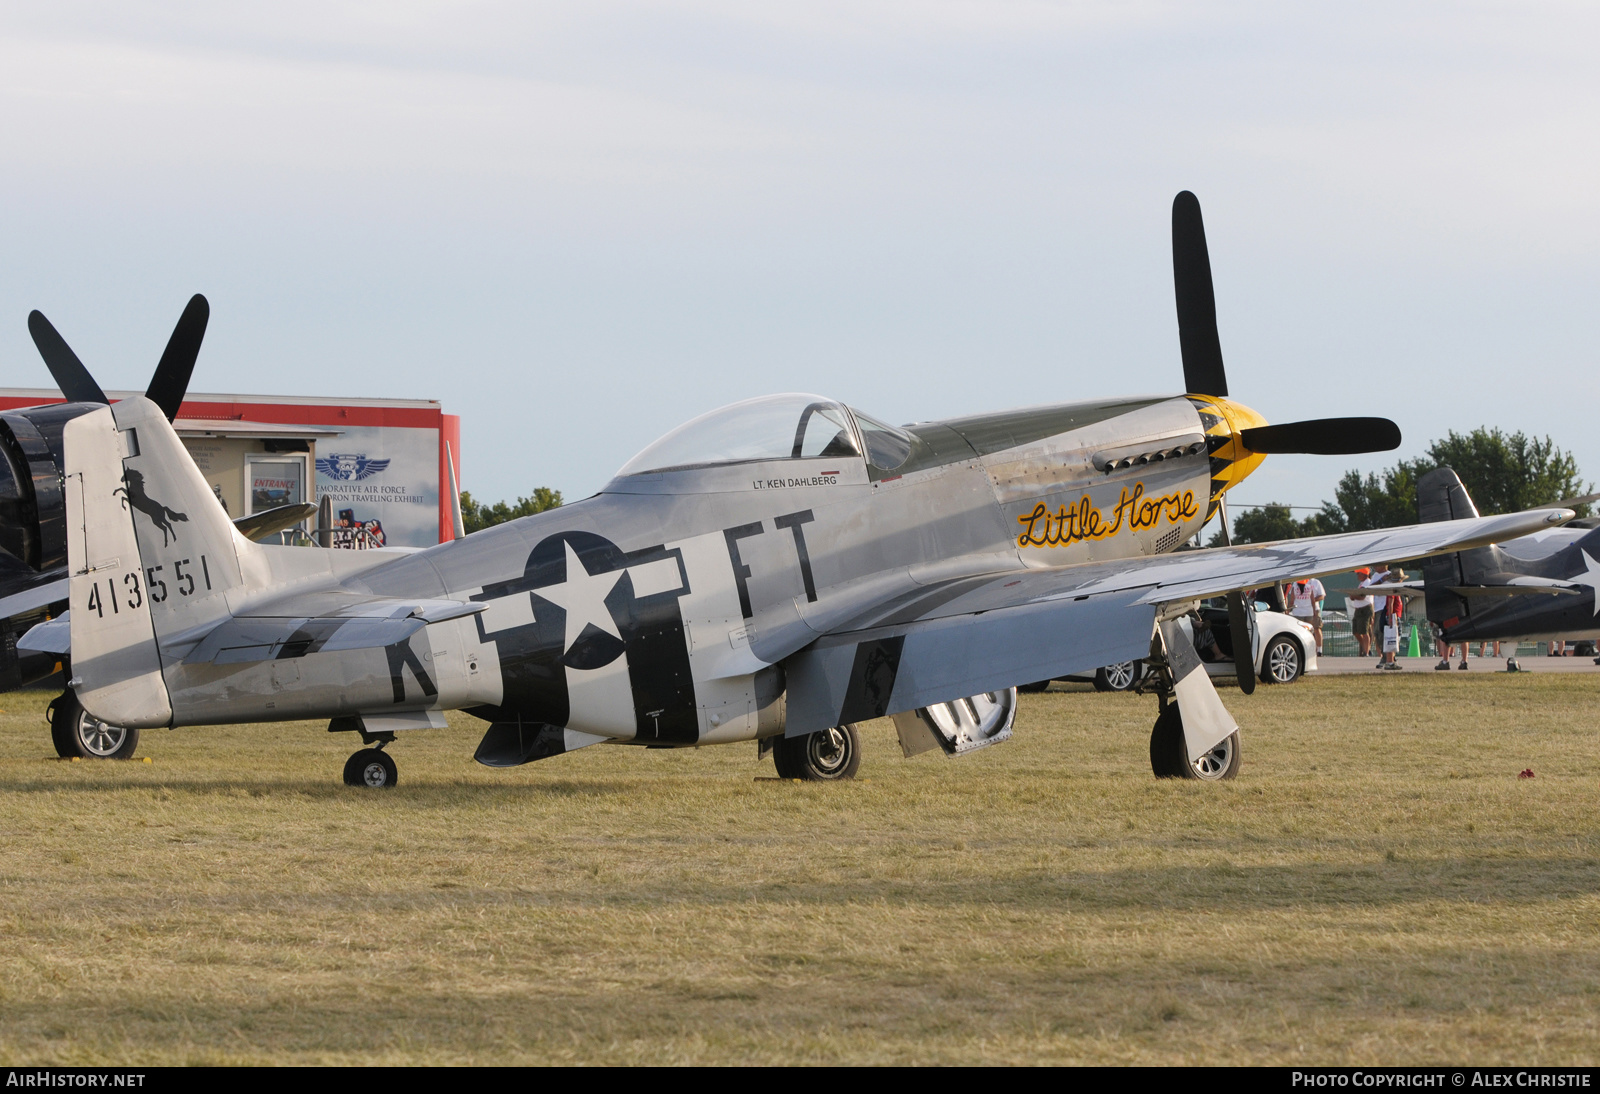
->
[616,393,912,477]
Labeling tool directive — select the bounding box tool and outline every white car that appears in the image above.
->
[1023,597,1318,692]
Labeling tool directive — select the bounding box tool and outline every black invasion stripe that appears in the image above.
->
[838,637,906,723]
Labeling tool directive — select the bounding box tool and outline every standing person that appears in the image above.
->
[1378,565,1404,670]
[1382,569,1408,671]
[1347,568,1375,658]
[1366,564,1391,668]
[1436,637,1468,671]
[1286,576,1326,656]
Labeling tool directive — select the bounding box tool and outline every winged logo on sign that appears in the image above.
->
[315,453,391,481]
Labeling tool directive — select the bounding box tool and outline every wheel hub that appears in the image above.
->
[1191,736,1235,779]
[809,727,849,772]
[77,713,127,758]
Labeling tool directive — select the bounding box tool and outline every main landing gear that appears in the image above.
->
[47,690,139,760]
[1148,704,1241,780]
[771,723,861,780]
[1144,642,1241,782]
[343,746,399,788]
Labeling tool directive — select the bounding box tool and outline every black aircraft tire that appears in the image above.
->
[1149,704,1187,778]
[343,749,398,788]
[48,691,139,760]
[772,724,861,781]
[1149,707,1241,781]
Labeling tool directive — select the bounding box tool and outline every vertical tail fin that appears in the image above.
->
[63,406,173,726]
[68,396,267,724]
[1417,466,1491,627]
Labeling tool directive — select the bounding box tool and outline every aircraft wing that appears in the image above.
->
[1346,581,1424,600]
[1446,583,1582,598]
[784,508,1570,734]
[0,573,68,621]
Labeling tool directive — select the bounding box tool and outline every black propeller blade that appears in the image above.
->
[146,294,209,422]
[1239,417,1402,455]
[1172,190,1227,397]
[27,311,109,405]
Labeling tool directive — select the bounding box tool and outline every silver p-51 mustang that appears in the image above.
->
[25,194,1570,786]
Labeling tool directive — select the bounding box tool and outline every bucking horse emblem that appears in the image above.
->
[114,469,189,547]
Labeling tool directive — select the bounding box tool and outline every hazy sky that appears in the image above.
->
[1,2,1595,521]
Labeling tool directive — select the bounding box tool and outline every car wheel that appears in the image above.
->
[1260,635,1303,684]
[1093,660,1142,692]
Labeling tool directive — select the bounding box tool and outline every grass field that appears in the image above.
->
[1,673,1597,1065]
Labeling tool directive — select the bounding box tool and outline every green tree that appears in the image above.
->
[1207,502,1341,546]
[1216,427,1589,543]
[459,487,563,534]
[1426,429,1589,517]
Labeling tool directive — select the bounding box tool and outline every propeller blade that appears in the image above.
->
[1239,417,1401,455]
[1172,190,1227,397]
[27,311,108,405]
[146,294,209,422]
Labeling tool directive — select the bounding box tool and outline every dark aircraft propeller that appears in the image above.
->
[26,311,108,405]
[1171,192,1400,458]
[27,294,209,423]
[146,294,210,422]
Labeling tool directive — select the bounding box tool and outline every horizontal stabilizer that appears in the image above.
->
[179,599,486,664]
[232,503,318,543]
[18,614,70,654]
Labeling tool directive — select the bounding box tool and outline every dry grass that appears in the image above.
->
[1,673,1597,1065]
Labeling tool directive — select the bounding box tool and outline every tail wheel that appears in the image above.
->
[47,691,139,760]
[1149,704,1241,780]
[1261,635,1304,684]
[773,724,861,781]
[1093,660,1143,692]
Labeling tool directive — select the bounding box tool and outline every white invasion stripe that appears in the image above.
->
[565,655,636,738]
[476,592,536,635]
[563,728,608,751]
[628,556,685,598]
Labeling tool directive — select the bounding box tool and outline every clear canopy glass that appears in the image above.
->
[617,393,861,476]
[852,409,912,472]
